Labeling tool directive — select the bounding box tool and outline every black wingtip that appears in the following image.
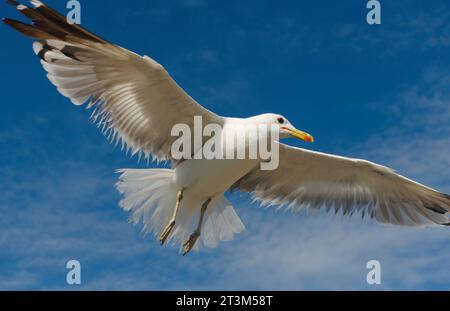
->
[2,17,12,25]
[5,0,20,6]
[5,0,22,10]
[2,17,19,26]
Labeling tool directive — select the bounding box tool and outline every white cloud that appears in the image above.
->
[199,209,450,290]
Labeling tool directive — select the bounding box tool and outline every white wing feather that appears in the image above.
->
[5,0,222,161]
[234,143,450,226]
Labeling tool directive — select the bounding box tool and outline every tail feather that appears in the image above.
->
[116,168,245,252]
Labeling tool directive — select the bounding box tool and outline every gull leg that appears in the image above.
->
[159,188,184,245]
[182,198,212,255]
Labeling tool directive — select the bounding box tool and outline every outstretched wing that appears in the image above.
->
[3,0,222,161]
[233,143,450,226]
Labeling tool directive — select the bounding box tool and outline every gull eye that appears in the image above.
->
[277,117,285,124]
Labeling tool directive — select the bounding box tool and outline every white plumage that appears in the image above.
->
[4,0,449,254]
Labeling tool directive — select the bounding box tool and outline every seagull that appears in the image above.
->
[4,0,450,255]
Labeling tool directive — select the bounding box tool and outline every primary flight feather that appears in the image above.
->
[4,0,449,255]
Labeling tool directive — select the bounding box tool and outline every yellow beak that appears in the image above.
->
[282,126,314,143]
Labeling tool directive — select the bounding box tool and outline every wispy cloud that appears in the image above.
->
[333,5,450,56]
[354,67,450,189]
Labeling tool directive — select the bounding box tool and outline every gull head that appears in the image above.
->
[250,113,314,143]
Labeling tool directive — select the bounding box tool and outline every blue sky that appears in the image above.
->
[1,0,450,290]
